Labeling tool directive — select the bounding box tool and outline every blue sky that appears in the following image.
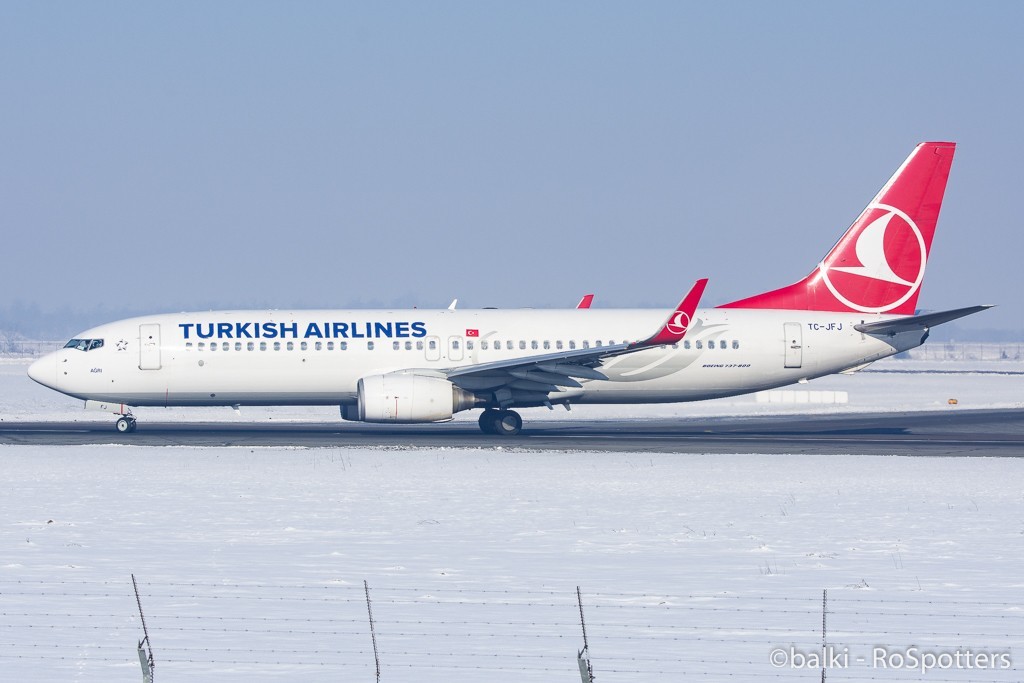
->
[2,2,1020,331]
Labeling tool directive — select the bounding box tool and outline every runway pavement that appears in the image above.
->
[1,409,1022,455]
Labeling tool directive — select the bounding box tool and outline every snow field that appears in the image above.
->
[1,355,1022,680]
[1,447,1022,681]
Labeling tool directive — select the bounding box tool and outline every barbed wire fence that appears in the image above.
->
[1,578,1020,681]
[0,339,63,357]
[898,343,1024,361]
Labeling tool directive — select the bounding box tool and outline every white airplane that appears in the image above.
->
[29,142,989,435]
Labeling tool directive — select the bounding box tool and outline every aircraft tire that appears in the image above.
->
[492,410,522,436]
[116,417,136,434]
[478,408,499,434]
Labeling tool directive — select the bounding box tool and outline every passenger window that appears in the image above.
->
[569,341,576,350]
[429,340,437,350]
[481,341,489,350]
[393,341,400,351]
[519,341,526,350]
[732,340,739,349]
[684,340,691,350]
[405,341,412,350]
[198,342,206,351]
[543,341,550,350]
[531,341,538,350]
[453,340,460,350]
[274,342,281,351]
[300,341,308,351]
[340,342,348,351]
[186,342,193,350]
[556,340,563,350]
[583,341,590,349]
[416,341,423,351]
[596,340,603,347]
[247,341,255,351]
[286,342,294,351]
[234,342,242,351]
[315,341,322,351]
[368,341,375,350]
[467,340,474,350]
[260,342,267,351]
[696,340,703,349]
[210,342,218,351]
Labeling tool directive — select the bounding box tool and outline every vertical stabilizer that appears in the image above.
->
[720,142,955,314]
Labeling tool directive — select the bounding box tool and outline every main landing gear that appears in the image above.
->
[478,408,523,436]
[115,416,137,433]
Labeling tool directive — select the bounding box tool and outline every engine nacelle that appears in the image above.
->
[344,373,477,423]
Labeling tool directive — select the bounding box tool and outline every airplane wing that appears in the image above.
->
[445,279,708,402]
[854,305,993,336]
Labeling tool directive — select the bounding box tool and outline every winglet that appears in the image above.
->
[629,278,708,349]
[576,294,595,309]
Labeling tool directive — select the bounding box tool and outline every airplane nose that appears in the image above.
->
[28,353,57,389]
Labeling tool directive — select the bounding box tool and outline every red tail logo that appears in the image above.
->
[720,142,955,315]
[819,202,927,313]
[665,310,691,335]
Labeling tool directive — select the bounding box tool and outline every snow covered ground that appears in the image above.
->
[1,357,1022,681]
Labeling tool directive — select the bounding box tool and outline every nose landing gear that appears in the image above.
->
[83,400,138,434]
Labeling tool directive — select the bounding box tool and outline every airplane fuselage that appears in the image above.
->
[30,307,920,409]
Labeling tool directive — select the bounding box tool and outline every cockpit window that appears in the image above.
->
[64,338,104,351]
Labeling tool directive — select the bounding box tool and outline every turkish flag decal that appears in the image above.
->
[465,329,479,337]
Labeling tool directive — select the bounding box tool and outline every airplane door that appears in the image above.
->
[425,336,441,362]
[448,336,464,362]
[784,322,802,369]
[139,324,162,370]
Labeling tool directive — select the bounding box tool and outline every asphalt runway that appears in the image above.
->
[1,409,1022,455]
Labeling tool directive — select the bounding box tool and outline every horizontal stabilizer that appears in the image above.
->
[854,305,993,335]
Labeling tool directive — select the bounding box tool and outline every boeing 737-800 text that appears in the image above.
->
[29,142,989,435]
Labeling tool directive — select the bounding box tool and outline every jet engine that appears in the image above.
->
[341,373,477,423]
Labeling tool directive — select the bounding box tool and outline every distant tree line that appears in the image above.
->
[0,303,149,341]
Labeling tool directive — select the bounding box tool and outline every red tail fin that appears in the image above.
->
[720,142,955,314]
